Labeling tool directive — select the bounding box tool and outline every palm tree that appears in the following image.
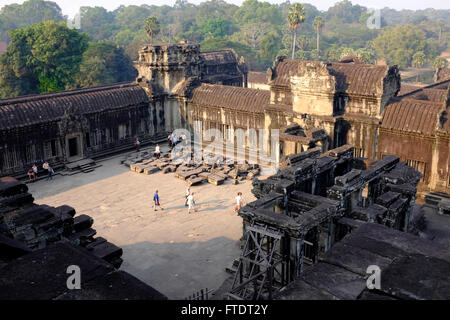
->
[433,56,449,81]
[313,16,324,55]
[412,51,426,82]
[287,3,306,59]
[144,16,161,43]
[433,57,448,72]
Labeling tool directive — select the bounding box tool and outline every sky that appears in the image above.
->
[0,0,449,18]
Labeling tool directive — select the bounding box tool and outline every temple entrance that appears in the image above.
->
[68,138,78,157]
[65,134,83,161]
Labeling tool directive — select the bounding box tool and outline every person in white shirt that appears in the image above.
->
[134,138,141,152]
[235,192,244,213]
[187,192,196,214]
[154,144,161,159]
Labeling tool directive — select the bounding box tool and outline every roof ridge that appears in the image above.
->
[0,81,137,105]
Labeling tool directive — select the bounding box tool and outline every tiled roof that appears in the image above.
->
[190,83,269,113]
[271,59,390,96]
[248,71,267,84]
[381,99,443,135]
[397,84,424,96]
[199,50,237,66]
[405,88,448,104]
[0,83,148,130]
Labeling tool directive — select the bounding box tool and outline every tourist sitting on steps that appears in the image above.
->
[134,138,141,152]
[154,144,161,159]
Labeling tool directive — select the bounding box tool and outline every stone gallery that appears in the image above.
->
[0,42,449,194]
[1,42,450,300]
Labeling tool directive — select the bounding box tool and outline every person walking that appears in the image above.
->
[46,165,54,181]
[184,186,191,206]
[234,192,245,213]
[153,190,164,211]
[187,192,196,214]
[154,144,161,159]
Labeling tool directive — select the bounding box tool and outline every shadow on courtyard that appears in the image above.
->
[119,236,241,300]
[27,154,134,200]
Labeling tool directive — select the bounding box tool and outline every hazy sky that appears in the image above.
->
[1,0,449,18]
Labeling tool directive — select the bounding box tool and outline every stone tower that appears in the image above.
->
[134,42,202,97]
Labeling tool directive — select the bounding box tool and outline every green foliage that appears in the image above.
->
[412,51,426,68]
[234,0,282,26]
[74,42,137,88]
[144,16,161,42]
[433,56,448,70]
[373,25,429,68]
[199,18,235,38]
[0,0,65,41]
[79,6,115,41]
[287,3,306,59]
[200,37,263,70]
[0,21,89,98]
[0,0,449,98]
[325,0,364,24]
[287,3,306,31]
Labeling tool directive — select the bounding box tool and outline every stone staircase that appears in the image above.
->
[61,158,101,176]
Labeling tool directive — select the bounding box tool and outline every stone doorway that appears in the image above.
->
[66,133,83,161]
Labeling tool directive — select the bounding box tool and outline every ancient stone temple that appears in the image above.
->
[0,42,247,178]
[226,145,422,300]
[0,42,449,195]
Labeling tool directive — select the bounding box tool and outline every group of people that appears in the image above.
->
[152,187,245,215]
[168,132,188,150]
[27,161,54,182]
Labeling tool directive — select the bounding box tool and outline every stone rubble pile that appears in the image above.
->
[124,151,261,187]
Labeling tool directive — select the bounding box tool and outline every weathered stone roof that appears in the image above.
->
[190,83,270,113]
[248,71,267,84]
[275,223,450,300]
[199,50,238,66]
[0,82,148,130]
[271,59,391,96]
[397,83,424,96]
[381,99,443,135]
[405,88,449,104]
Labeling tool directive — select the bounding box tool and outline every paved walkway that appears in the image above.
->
[31,156,256,299]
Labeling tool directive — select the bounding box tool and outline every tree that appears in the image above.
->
[0,21,89,98]
[74,42,137,88]
[433,56,448,73]
[0,0,65,42]
[356,47,376,64]
[412,51,426,81]
[79,6,115,42]
[373,25,427,68]
[326,0,364,24]
[144,16,161,43]
[258,31,281,65]
[287,3,306,59]
[199,18,234,38]
[313,16,324,54]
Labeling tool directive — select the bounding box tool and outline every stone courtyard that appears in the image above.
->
[27,151,256,299]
